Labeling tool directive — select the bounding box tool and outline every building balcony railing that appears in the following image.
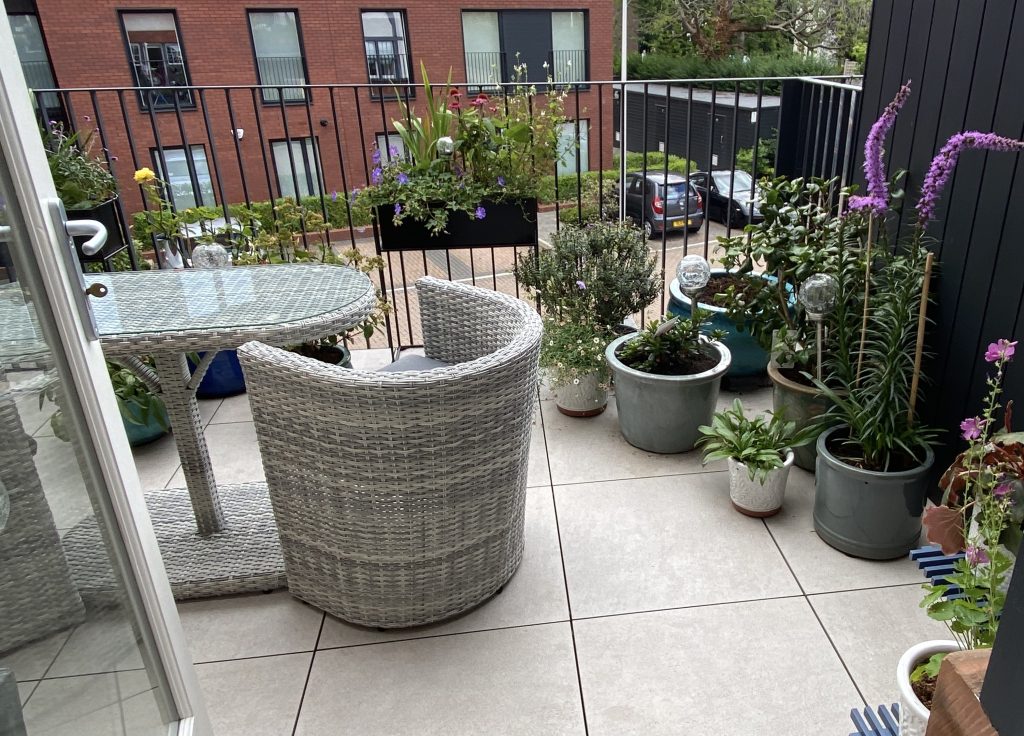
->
[550,49,586,85]
[34,75,861,351]
[465,51,506,91]
[256,56,308,102]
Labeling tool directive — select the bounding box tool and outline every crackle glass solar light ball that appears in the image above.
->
[799,273,839,315]
[437,136,455,156]
[676,254,711,291]
[191,243,231,269]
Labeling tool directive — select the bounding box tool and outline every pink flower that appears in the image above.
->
[984,338,1018,363]
[994,483,1013,498]
[960,416,987,441]
[965,545,990,566]
[575,280,586,290]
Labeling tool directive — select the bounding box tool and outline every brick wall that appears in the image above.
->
[33,0,614,215]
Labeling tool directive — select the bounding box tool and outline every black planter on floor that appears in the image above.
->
[375,198,538,251]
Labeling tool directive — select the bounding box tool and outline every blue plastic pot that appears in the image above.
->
[189,350,247,399]
[122,400,170,447]
[668,269,770,378]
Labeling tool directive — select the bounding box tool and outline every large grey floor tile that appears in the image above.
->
[809,585,952,707]
[764,469,926,593]
[178,591,324,663]
[118,670,168,735]
[196,652,311,736]
[209,393,252,424]
[34,435,93,530]
[47,610,144,677]
[716,385,773,415]
[297,623,585,736]
[528,401,550,487]
[556,473,800,617]
[541,396,721,485]
[18,681,35,705]
[132,432,183,491]
[167,421,264,487]
[20,673,126,736]
[574,597,862,735]
[0,628,72,681]
[319,486,569,647]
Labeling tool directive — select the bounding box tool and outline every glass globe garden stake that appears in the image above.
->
[676,254,712,331]
[799,273,839,381]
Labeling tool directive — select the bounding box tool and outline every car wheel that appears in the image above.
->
[643,220,654,240]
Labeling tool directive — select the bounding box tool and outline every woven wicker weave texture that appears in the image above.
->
[238,276,543,628]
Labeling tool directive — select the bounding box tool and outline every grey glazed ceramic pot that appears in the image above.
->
[605,335,731,454]
[767,360,831,472]
[813,425,934,560]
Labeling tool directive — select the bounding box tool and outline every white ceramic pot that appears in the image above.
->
[553,371,609,417]
[727,451,794,517]
[897,639,960,736]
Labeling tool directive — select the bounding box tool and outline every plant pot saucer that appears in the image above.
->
[730,500,781,518]
[556,404,606,418]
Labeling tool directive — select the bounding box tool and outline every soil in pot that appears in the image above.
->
[615,342,719,376]
[697,273,763,308]
[911,670,937,711]
[824,432,923,473]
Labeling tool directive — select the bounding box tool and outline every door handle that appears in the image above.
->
[65,219,108,256]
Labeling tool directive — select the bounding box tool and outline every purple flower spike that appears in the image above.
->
[985,338,1018,363]
[397,173,409,185]
[846,194,888,215]
[965,545,990,566]
[474,205,486,220]
[918,133,1024,227]
[994,483,1013,498]
[394,203,402,215]
[575,280,586,290]
[371,167,382,184]
[960,416,987,441]
[859,81,913,215]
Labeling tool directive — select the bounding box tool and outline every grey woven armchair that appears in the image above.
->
[237,276,542,628]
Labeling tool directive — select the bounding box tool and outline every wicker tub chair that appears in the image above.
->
[237,276,542,628]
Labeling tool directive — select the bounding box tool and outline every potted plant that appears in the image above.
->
[44,123,127,263]
[132,167,186,268]
[45,360,169,447]
[540,316,615,416]
[697,399,819,516]
[897,340,1021,734]
[605,302,731,454]
[713,175,868,465]
[358,64,565,249]
[813,81,1024,560]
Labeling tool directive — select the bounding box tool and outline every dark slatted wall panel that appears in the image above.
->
[856,0,1024,473]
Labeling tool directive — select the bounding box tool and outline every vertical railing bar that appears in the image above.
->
[683,83,693,256]
[171,89,201,217]
[248,87,278,230]
[146,89,179,263]
[197,89,231,222]
[490,248,498,290]
[278,87,308,251]
[749,80,764,247]
[828,89,846,211]
[116,89,156,268]
[639,82,650,329]
[840,89,858,193]
[574,85,583,226]
[88,90,137,270]
[820,85,836,183]
[801,85,815,180]
[597,83,605,221]
[385,250,403,349]
[302,87,329,224]
[726,81,740,240]
[704,87,716,261]
[224,89,253,212]
[398,250,414,341]
[659,83,671,316]
[328,87,358,250]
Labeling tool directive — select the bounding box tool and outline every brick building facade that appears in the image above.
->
[11,0,614,216]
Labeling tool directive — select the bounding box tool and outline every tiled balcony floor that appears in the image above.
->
[11,350,951,735]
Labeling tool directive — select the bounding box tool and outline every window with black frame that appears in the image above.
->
[361,11,411,92]
[248,10,308,103]
[271,137,322,200]
[151,145,215,210]
[120,11,192,110]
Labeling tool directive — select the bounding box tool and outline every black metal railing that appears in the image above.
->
[35,75,860,352]
[365,52,412,89]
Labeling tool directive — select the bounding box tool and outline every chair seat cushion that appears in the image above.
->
[376,354,452,373]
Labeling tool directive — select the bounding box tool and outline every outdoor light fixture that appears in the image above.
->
[799,273,839,381]
[437,136,455,157]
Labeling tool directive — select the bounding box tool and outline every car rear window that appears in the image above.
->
[658,182,690,201]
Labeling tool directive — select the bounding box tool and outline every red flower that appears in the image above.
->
[471,93,489,107]
[448,100,461,110]
[449,89,462,98]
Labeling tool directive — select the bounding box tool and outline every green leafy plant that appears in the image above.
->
[616,313,725,376]
[697,399,819,482]
[44,123,118,210]
[358,62,567,235]
[717,175,868,371]
[131,167,184,244]
[541,316,615,389]
[514,221,660,329]
[108,360,168,430]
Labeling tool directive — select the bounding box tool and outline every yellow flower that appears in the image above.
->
[134,168,156,183]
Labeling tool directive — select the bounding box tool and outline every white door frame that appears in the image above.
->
[0,15,211,736]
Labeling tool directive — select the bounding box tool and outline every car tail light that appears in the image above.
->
[652,194,664,215]
[696,191,703,210]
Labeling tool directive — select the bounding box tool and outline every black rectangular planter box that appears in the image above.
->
[376,198,538,252]
[67,198,129,263]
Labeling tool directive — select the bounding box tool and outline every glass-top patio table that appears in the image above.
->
[65,264,376,599]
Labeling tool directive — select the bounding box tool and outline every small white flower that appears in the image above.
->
[573,378,580,385]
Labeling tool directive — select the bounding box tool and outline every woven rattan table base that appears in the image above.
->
[63,482,286,601]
